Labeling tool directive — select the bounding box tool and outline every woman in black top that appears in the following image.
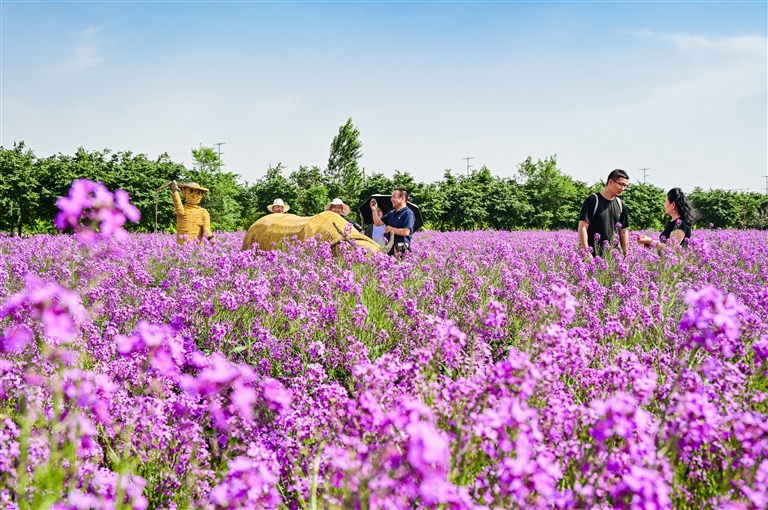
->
[637,188,699,249]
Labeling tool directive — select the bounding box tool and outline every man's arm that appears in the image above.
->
[619,228,629,255]
[371,200,385,227]
[578,220,592,257]
[386,226,411,237]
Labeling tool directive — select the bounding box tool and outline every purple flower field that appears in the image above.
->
[1,182,767,509]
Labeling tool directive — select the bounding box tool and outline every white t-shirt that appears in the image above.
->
[371,224,386,245]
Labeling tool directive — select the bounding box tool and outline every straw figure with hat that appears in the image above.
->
[169,180,215,245]
[268,199,290,214]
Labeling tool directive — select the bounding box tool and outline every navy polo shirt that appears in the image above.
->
[381,206,415,254]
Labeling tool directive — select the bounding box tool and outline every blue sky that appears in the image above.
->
[2,1,766,192]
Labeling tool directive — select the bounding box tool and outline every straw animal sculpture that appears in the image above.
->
[242,211,382,254]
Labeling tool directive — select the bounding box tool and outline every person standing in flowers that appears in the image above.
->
[637,188,699,249]
[578,169,630,258]
[325,198,363,232]
[169,180,215,245]
[371,187,415,257]
[268,199,289,214]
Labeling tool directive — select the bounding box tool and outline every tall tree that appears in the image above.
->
[358,172,393,205]
[325,119,364,213]
[621,183,666,231]
[186,145,243,231]
[242,164,299,225]
[290,166,329,217]
[486,177,532,231]
[0,142,41,235]
[516,156,588,230]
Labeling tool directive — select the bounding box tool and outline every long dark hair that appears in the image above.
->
[667,188,700,224]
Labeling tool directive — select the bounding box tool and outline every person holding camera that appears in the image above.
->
[371,187,415,258]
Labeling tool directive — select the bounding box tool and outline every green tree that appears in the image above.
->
[486,177,532,231]
[516,156,588,230]
[103,151,185,233]
[290,166,329,217]
[621,183,666,231]
[36,148,184,233]
[325,119,364,211]
[185,146,243,231]
[0,142,42,235]
[751,201,768,230]
[431,168,493,231]
[358,172,393,205]
[689,188,739,228]
[242,164,299,224]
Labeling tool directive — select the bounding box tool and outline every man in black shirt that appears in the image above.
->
[578,169,630,258]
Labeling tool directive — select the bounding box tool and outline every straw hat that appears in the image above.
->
[324,198,350,216]
[178,182,209,193]
[267,198,290,212]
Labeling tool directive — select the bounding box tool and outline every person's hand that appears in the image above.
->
[637,235,653,246]
[169,180,179,192]
[370,199,378,211]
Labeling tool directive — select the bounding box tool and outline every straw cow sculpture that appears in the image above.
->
[242,211,382,254]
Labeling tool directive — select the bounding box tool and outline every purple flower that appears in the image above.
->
[114,189,141,222]
[680,286,746,358]
[548,285,578,323]
[231,384,257,421]
[753,335,768,363]
[406,420,450,476]
[1,282,85,343]
[616,465,672,509]
[209,452,281,508]
[55,179,140,244]
[262,377,292,412]
[0,325,34,353]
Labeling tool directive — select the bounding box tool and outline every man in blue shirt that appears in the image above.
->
[371,187,415,257]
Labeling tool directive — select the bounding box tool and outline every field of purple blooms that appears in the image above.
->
[0,181,767,509]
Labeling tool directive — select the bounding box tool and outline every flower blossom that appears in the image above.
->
[55,179,140,244]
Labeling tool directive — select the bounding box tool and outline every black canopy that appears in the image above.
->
[358,194,424,233]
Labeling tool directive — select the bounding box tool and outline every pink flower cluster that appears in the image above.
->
[0,180,767,508]
[55,178,140,244]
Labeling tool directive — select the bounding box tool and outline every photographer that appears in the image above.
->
[371,187,415,258]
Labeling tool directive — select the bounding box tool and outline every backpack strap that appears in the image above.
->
[593,194,623,216]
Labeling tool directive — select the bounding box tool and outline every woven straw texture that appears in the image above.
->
[172,190,212,245]
[242,211,382,254]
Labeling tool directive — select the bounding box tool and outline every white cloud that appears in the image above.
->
[65,26,103,72]
[632,28,767,56]
[532,29,767,191]
[635,29,766,110]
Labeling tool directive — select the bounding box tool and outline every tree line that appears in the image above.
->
[2,119,767,235]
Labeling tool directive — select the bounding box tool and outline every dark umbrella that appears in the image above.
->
[358,194,424,232]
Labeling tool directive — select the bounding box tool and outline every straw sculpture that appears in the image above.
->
[171,182,214,245]
[242,211,382,254]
